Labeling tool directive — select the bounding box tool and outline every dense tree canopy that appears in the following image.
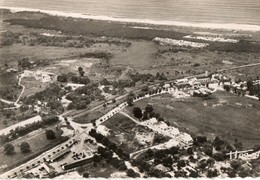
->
[4,143,15,155]
[45,129,56,140]
[20,141,31,153]
[133,107,143,119]
[145,104,154,114]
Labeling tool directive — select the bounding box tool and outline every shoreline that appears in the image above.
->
[1,6,260,32]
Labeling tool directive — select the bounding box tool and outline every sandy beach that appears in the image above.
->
[1,6,260,32]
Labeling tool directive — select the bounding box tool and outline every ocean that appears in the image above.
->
[1,0,260,26]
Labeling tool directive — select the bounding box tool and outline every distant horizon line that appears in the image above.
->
[1,6,260,32]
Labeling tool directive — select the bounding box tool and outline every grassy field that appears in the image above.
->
[2,10,260,79]
[0,125,63,173]
[73,103,117,124]
[125,91,260,148]
[73,109,105,124]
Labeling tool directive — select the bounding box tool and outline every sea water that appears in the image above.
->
[1,0,260,26]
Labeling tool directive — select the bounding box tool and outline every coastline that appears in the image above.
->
[1,6,260,32]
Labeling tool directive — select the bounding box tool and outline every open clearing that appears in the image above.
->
[125,91,260,148]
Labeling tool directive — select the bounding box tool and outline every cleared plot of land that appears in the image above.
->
[20,76,49,98]
[102,113,169,153]
[77,161,119,178]
[0,125,63,173]
[101,113,138,153]
[125,91,260,148]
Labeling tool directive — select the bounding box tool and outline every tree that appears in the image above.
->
[142,111,149,120]
[238,170,249,178]
[189,170,199,178]
[19,105,29,112]
[213,136,225,150]
[145,104,153,114]
[227,168,236,178]
[112,98,116,103]
[141,86,149,92]
[20,142,31,153]
[163,156,173,168]
[196,136,207,144]
[78,66,85,76]
[57,74,68,82]
[83,172,89,178]
[187,147,193,155]
[234,138,243,150]
[127,97,133,106]
[4,143,15,155]
[230,160,242,170]
[45,129,56,140]
[103,103,107,108]
[127,169,139,178]
[207,169,218,178]
[224,85,231,92]
[133,107,143,119]
[177,160,186,169]
[213,153,225,161]
[247,79,253,94]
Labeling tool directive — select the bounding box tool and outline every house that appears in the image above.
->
[96,125,111,136]
[62,155,94,170]
[35,71,55,82]
[41,163,55,174]
[175,78,188,84]
[222,60,233,65]
[188,77,198,85]
[163,83,171,89]
[23,162,56,178]
[67,83,85,91]
[155,164,170,173]
[24,70,34,76]
[196,77,211,84]
[180,133,193,145]
[6,68,18,72]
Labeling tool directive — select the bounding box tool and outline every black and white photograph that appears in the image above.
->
[0,0,259,178]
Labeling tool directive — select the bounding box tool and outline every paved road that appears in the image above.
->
[0,98,15,105]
